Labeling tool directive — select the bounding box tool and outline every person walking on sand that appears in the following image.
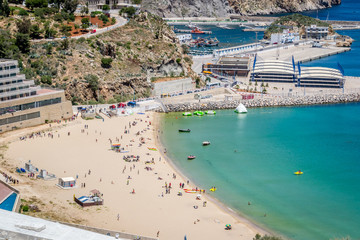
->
[157,231,160,237]
[117,213,120,221]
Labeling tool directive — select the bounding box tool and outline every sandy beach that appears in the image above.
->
[0,111,267,239]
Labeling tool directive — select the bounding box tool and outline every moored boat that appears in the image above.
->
[188,155,196,160]
[183,112,192,116]
[235,103,247,114]
[191,27,205,34]
[179,129,191,132]
[294,170,303,175]
[202,141,210,146]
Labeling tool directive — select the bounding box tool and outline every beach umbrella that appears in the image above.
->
[197,194,201,198]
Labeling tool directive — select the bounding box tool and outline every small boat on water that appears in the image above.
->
[194,111,204,116]
[188,155,196,160]
[235,103,247,114]
[191,27,205,34]
[210,187,217,192]
[202,141,210,146]
[204,38,219,47]
[294,170,303,175]
[205,110,216,115]
[179,129,191,132]
[183,112,192,116]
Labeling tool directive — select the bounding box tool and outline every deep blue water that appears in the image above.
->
[301,29,360,76]
[0,192,17,211]
[268,0,360,21]
[161,103,360,240]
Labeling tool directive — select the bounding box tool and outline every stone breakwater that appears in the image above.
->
[156,93,360,112]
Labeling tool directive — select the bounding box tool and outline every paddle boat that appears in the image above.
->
[188,155,196,160]
[205,110,216,115]
[294,170,303,175]
[210,187,217,192]
[202,141,211,146]
[234,103,247,114]
[183,112,192,116]
[179,129,191,133]
[193,111,204,116]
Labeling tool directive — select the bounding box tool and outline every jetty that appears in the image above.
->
[174,28,212,34]
[243,28,267,32]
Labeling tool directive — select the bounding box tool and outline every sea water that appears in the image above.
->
[301,29,360,77]
[161,103,360,240]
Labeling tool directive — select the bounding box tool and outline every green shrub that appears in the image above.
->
[54,13,63,22]
[22,205,29,212]
[34,8,45,18]
[41,75,52,85]
[18,8,28,16]
[111,17,116,25]
[102,4,110,11]
[101,57,113,68]
[176,58,181,64]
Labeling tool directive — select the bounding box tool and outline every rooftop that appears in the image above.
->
[0,209,124,240]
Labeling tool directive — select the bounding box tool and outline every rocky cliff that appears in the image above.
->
[142,0,341,17]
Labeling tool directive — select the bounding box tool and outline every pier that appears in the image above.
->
[174,29,212,34]
[243,28,267,32]
[213,42,261,57]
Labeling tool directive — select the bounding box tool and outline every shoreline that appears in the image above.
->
[153,113,274,238]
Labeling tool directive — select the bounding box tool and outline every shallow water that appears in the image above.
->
[161,103,360,240]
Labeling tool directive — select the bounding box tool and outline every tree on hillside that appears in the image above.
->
[16,18,31,34]
[119,6,136,18]
[62,0,78,14]
[0,0,10,17]
[15,33,30,53]
[48,0,63,9]
[25,0,48,10]
[30,24,43,39]
[9,0,24,4]
[0,30,20,59]
[81,17,89,31]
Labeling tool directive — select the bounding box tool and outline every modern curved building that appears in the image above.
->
[251,60,296,83]
[297,66,345,88]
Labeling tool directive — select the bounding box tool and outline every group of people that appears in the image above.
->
[1,170,19,184]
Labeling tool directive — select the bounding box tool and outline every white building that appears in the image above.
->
[305,25,329,39]
[176,34,192,44]
[270,30,300,44]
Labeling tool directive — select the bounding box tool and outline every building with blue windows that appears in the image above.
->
[0,59,73,133]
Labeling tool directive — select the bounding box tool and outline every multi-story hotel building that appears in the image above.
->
[0,59,73,133]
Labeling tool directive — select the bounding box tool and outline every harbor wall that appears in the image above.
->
[155,93,360,112]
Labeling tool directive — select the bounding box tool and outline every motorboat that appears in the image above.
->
[183,112,192,116]
[205,110,216,115]
[191,27,205,34]
[294,170,303,175]
[234,103,247,114]
[202,141,211,146]
[188,155,196,160]
[179,129,191,132]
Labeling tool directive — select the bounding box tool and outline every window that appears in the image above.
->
[0,111,40,126]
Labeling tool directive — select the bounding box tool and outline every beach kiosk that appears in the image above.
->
[58,177,76,189]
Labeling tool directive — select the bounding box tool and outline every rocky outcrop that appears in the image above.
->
[142,0,341,17]
[141,0,233,18]
[229,0,341,16]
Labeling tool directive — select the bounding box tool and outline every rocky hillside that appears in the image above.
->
[229,0,341,16]
[142,0,341,17]
[20,13,195,104]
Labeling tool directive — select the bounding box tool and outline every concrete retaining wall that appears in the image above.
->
[152,78,194,96]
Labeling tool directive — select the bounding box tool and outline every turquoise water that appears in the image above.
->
[0,192,17,211]
[161,103,360,240]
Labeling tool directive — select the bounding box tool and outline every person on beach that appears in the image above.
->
[117,214,120,221]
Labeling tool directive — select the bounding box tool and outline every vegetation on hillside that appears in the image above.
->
[0,11,194,105]
[264,13,331,39]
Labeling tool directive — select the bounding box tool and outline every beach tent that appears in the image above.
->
[58,177,76,188]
